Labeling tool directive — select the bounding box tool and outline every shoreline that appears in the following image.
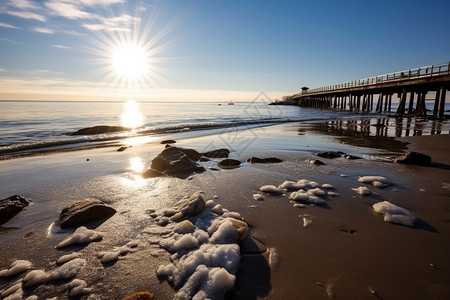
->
[1,119,449,299]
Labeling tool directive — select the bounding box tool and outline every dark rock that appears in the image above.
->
[163,154,206,178]
[203,148,230,158]
[161,140,176,144]
[117,146,128,152]
[247,157,283,164]
[395,151,432,166]
[306,158,325,165]
[0,195,31,226]
[177,192,206,219]
[70,125,130,135]
[150,146,204,178]
[200,157,210,162]
[141,169,167,179]
[56,198,116,228]
[218,158,241,169]
[316,151,344,159]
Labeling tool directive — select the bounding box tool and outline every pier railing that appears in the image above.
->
[298,61,450,96]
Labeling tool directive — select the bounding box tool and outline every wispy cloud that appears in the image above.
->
[45,1,96,20]
[0,37,18,44]
[0,22,20,29]
[53,44,71,49]
[5,10,46,22]
[32,27,55,34]
[0,68,7,72]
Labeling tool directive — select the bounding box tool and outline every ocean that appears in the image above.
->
[1,100,449,158]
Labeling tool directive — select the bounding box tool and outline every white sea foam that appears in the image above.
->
[358,176,394,188]
[259,185,283,194]
[68,279,92,297]
[307,187,326,197]
[372,201,416,227]
[352,186,372,196]
[322,183,334,189]
[56,252,81,265]
[0,260,32,278]
[22,258,86,287]
[252,193,264,201]
[154,195,246,300]
[56,226,103,248]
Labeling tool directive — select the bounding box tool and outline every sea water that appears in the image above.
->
[0,100,365,156]
[1,100,449,157]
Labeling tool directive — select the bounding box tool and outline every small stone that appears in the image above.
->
[117,146,128,152]
[0,195,31,226]
[56,198,116,228]
[161,140,176,144]
[395,151,432,166]
[246,157,283,164]
[218,158,241,169]
[203,148,230,158]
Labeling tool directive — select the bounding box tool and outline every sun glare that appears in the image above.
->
[112,43,149,81]
[120,100,144,129]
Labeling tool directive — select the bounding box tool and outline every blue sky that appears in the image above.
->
[0,0,449,101]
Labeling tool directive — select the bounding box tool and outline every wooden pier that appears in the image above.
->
[292,62,450,119]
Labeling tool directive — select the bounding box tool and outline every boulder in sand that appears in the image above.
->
[218,158,241,169]
[70,125,130,135]
[150,146,205,178]
[56,198,116,228]
[395,151,431,166]
[0,195,31,226]
[316,151,344,159]
[202,148,230,158]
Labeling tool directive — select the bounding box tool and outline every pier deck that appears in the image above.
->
[292,62,450,118]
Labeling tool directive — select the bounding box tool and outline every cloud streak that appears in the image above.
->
[0,22,20,29]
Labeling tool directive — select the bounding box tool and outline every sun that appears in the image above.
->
[111,43,149,82]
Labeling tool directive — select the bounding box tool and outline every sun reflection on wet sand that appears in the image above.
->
[129,157,145,173]
[123,136,157,146]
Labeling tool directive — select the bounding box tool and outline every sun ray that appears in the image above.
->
[82,3,177,92]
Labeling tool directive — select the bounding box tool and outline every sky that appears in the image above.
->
[0,0,449,102]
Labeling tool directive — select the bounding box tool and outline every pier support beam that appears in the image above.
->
[396,89,407,116]
[437,86,447,119]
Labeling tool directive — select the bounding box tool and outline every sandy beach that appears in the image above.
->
[1,118,449,300]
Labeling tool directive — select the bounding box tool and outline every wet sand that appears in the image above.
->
[1,119,449,299]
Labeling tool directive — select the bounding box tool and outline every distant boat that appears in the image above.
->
[228,100,234,105]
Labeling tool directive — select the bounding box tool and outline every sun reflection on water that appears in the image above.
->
[120,100,144,129]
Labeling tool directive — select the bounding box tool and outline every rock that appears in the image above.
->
[117,146,128,152]
[246,157,283,164]
[172,192,206,220]
[202,148,230,158]
[306,158,325,165]
[150,146,204,178]
[395,151,432,166]
[227,218,249,241]
[199,157,210,162]
[161,140,176,145]
[141,169,167,179]
[56,198,116,228]
[151,147,202,171]
[163,154,206,178]
[70,125,130,135]
[218,158,241,169]
[124,291,154,300]
[316,151,344,159]
[0,195,31,226]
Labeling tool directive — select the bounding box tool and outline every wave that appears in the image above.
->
[0,112,373,157]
